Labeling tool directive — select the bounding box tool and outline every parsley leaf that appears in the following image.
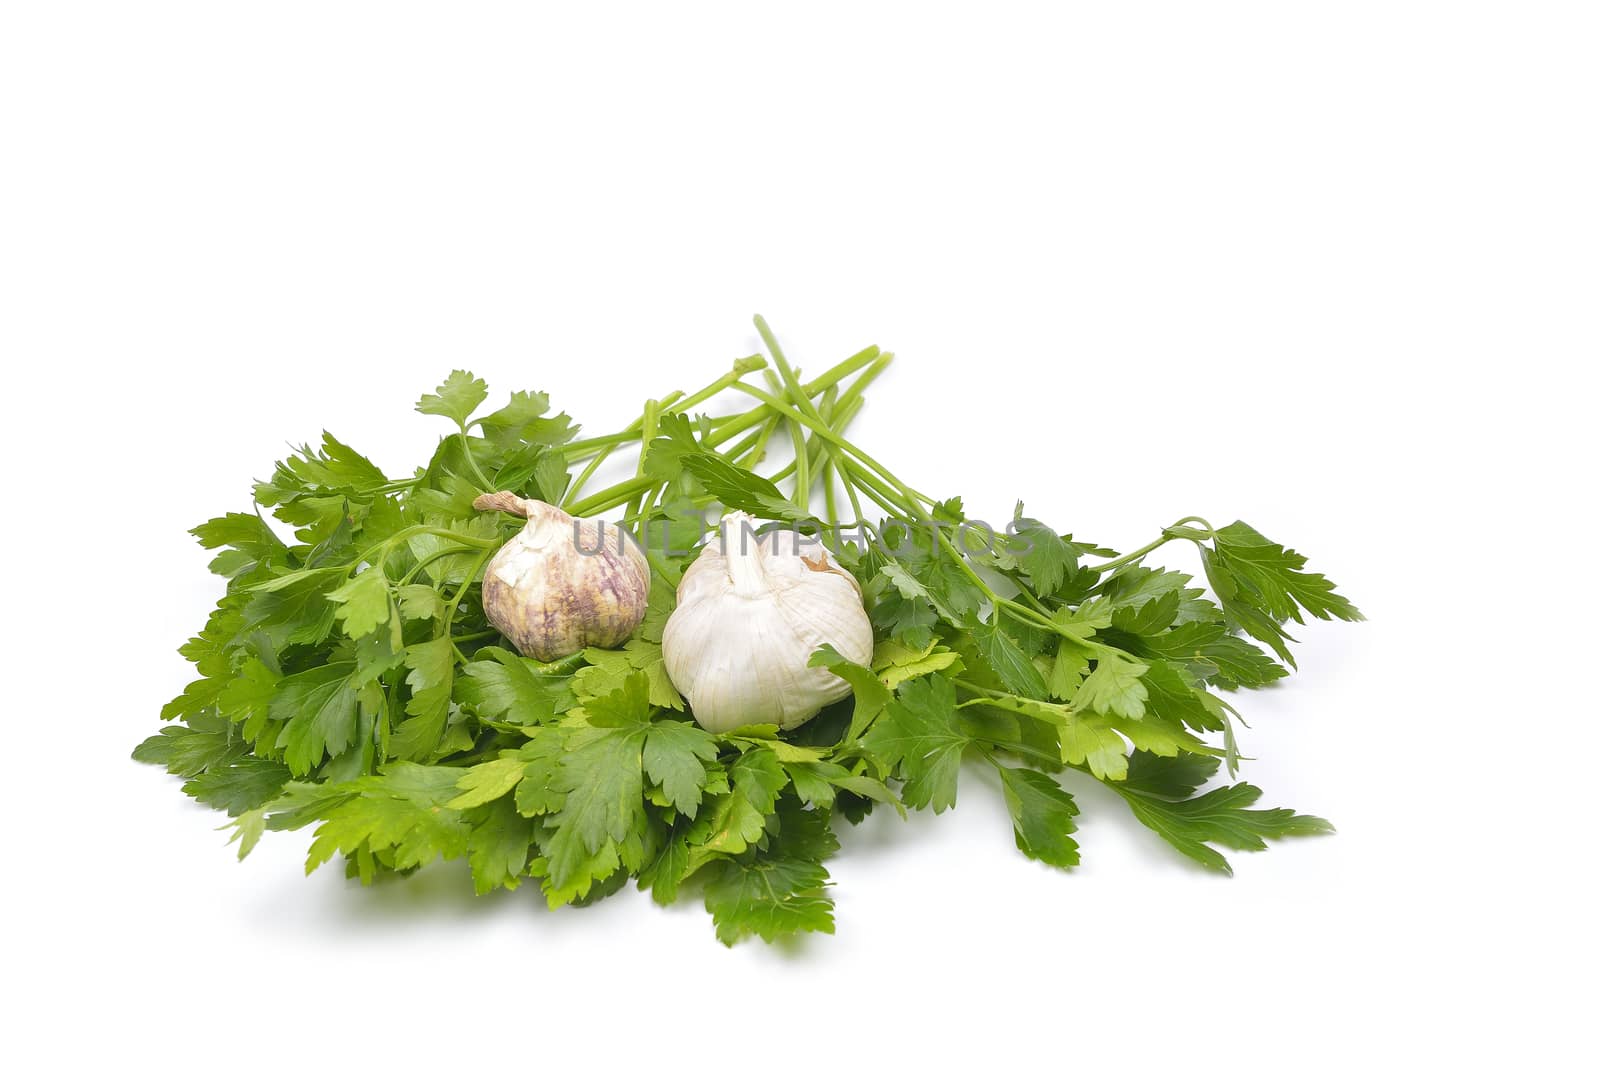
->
[860,674,968,812]
[326,567,391,639]
[182,758,292,816]
[1107,752,1334,874]
[270,664,361,776]
[303,765,471,878]
[703,805,839,946]
[455,649,574,725]
[1004,505,1078,598]
[447,757,529,809]
[997,765,1080,868]
[691,748,786,854]
[1075,655,1150,720]
[811,643,892,744]
[643,720,720,818]
[974,626,1050,702]
[466,797,536,893]
[1058,712,1130,780]
[416,370,490,428]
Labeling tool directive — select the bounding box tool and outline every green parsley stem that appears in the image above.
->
[831,453,913,515]
[827,399,868,529]
[631,486,663,531]
[769,396,851,484]
[831,352,893,413]
[400,544,477,585]
[1088,534,1172,573]
[562,343,873,475]
[839,468,866,530]
[457,430,495,493]
[720,416,776,472]
[1087,518,1214,573]
[727,381,928,519]
[952,680,1073,724]
[818,388,841,544]
[410,527,502,550]
[995,597,1085,642]
[560,402,689,459]
[754,315,828,426]
[671,365,757,414]
[1168,515,1215,536]
[566,475,654,517]
[1014,584,1054,616]
[566,340,892,518]
[624,398,662,525]
[764,368,812,508]
[800,344,881,394]
[732,415,781,470]
[564,437,634,509]
[564,373,728,506]
[439,547,492,659]
[564,358,858,515]
[348,526,502,573]
[636,398,660,477]
[837,466,904,518]
[531,650,587,674]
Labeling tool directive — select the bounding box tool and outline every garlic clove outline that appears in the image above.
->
[474,491,650,662]
[662,513,875,732]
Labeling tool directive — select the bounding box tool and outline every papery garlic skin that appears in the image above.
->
[474,492,650,661]
[663,514,874,732]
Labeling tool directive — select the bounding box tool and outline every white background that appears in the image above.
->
[3,2,1594,1062]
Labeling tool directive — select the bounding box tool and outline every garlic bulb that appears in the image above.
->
[473,491,650,661]
[662,514,874,732]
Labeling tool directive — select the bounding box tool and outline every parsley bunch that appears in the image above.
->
[136,317,1360,945]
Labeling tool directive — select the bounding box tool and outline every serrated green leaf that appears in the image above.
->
[1005,507,1077,598]
[1048,643,1089,701]
[456,649,573,725]
[871,638,962,690]
[643,719,720,818]
[270,664,361,776]
[327,567,390,639]
[1210,521,1363,624]
[181,758,291,816]
[691,749,785,855]
[974,626,1050,702]
[395,584,445,621]
[647,415,812,521]
[998,765,1080,868]
[467,797,536,893]
[132,711,240,777]
[703,806,838,946]
[811,643,890,744]
[1057,712,1129,780]
[859,673,967,812]
[448,757,529,809]
[416,370,490,428]
[404,637,455,694]
[1108,751,1334,873]
[389,684,451,763]
[1076,655,1149,720]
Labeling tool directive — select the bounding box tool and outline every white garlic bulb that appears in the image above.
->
[474,491,650,661]
[662,513,875,732]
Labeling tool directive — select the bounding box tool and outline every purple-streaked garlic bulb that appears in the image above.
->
[473,492,649,661]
